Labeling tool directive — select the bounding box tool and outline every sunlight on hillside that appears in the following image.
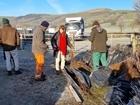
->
[0,9,139,33]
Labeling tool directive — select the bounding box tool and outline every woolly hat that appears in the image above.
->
[40,21,49,27]
[2,18,10,25]
[92,21,100,26]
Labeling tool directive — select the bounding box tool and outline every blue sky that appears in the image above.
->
[0,0,135,16]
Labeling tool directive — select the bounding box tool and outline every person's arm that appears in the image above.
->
[0,30,5,60]
[50,32,58,50]
[88,28,95,42]
[105,30,108,41]
[51,32,58,57]
[15,29,20,46]
[36,31,48,49]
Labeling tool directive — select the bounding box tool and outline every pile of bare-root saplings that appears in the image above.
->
[65,44,140,105]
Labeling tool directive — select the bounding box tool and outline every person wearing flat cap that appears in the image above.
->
[32,21,49,81]
[88,21,108,71]
[0,18,22,76]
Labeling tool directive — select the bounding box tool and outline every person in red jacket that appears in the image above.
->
[51,25,74,75]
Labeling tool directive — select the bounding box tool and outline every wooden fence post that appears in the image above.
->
[72,33,75,51]
[20,34,23,50]
[132,35,136,54]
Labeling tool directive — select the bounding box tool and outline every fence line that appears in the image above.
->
[0,32,139,51]
[19,32,138,50]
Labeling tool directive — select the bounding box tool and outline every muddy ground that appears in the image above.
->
[0,50,81,105]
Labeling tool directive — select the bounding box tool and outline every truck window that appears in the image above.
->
[66,23,80,31]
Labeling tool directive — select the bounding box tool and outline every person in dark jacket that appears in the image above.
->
[51,25,74,75]
[0,18,22,76]
[32,21,49,81]
[88,21,108,71]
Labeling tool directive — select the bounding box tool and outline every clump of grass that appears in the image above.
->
[81,86,108,105]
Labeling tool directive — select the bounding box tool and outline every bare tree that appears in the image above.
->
[133,0,140,10]
[110,18,116,25]
[130,19,138,31]
[117,15,125,32]
[133,0,140,23]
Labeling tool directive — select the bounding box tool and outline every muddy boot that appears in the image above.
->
[34,77,46,81]
[34,74,46,81]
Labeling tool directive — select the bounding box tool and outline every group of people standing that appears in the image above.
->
[0,18,108,81]
[32,21,74,81]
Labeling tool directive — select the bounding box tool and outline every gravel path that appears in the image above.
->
[0,50,78,105]
[0,38,131,105]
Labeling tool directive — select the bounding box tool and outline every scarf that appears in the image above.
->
[59,33,67,55]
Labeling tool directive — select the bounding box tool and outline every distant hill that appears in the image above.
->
[0,8,137,31]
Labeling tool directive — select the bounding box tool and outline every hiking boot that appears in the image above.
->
[34,76,46,81]
[7,71,12,76]
[15,70,22,75]
[56,70,62,75]
[41,74,46,78]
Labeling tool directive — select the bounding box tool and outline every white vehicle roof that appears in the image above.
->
[66,17,82,23]
[16,28,23,30]
[26,28,33,30]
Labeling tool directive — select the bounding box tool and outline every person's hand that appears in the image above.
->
[53,46,57,50]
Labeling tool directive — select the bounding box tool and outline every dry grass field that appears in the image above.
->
[0,8,139,32]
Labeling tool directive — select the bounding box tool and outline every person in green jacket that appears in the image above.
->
[88,21,108,71]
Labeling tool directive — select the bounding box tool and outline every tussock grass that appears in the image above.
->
[81,86,108,105]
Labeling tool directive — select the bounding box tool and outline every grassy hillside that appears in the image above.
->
[0,8,139,32]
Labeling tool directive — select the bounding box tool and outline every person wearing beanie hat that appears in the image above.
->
[0,18,22,76]
[32,21,49,81]
[88,20,108,71]
[2,18,10,25]
[41,21,49,27]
